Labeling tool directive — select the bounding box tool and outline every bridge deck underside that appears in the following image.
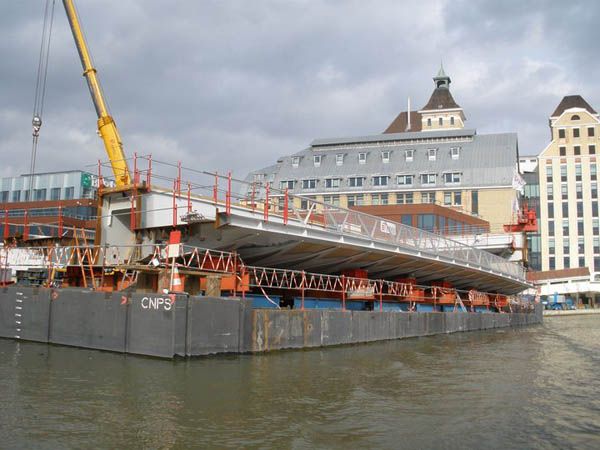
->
[203,221,529,295]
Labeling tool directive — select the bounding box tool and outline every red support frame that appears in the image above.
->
[172,180,178,228]
[187,182,192,213]
[283,188,289,225]
[213,172,218,205]
[23,211,29,241]
[264,183,270,222]
[58,205,63,237]
[146,154,153,187]
[226,171,232,215]
[3,209,8,240]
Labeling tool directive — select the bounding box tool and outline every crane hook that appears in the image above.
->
[32,115,42,137]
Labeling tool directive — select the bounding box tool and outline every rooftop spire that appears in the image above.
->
[437,60,446,78]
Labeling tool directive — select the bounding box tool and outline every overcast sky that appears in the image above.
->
[1,1,598,180]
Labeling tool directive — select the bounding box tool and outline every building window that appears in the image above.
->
[547,184,554,200]
[280,180,295,190]
[548,203,554,218]
[325,178,341,189]
[578,202,584,217]
[405,149,414,162]
[546,166,552,182]
[397,174,414,186]
[578,219,584,235]
[549,257,556,270]
[0,191,8,203]
[561,184,568,199]
[562,202,569,217]
[592,165,597,181]
[358,152,367,164]
[574,146,581,156]
[571,115,580,121]
[564,257,570,268]
[549,238,555,255]
[576,184,583,200]
[594,218,600,235]
[381,151,390,163]
[323,195,340,207]
[421,192,436,204]
[578,237,585,254]
[291,156,300,168]
[428,148,437,161]
[438,117,443,126]
[347,194,364,207]
[562,219,569,235]
[450,147,460,159]
[348,177,365,187]
[548,220,555,236]
[427,118,432,127]
[450,117,455,126]
[372,176,389,186]
[594,237,600,253]
[558,129,566,139]
[444,192,452,206]
[34,188,47,201]
[593,203,599,217]
[301,179,317,189]
[443,172,461,184]
[396,193,413,204]
[420,173,436,185]
[588,127,595,137]
[372,193,389,205]
[592,182,598,199]
[11,191,20,202]
[471,191,479,215]
[51,187,61,201]
[563,237,570,254]
[559,146,566,156]
[560,165,567,182]
[313,155,322,167]
[575,164,582,182]
[589,144,596,155]
[23,190,30,202]
[335,153,344,166]
[573,128,580,138]
[579,256,585,268]
[300,196,316,210]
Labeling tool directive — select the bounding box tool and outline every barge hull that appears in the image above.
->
[0,287,543,358]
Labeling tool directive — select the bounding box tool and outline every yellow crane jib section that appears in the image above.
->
[62,0,131,187]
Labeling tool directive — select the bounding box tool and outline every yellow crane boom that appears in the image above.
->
[62,0,131,187]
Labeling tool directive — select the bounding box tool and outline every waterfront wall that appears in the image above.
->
[0,287,542,358]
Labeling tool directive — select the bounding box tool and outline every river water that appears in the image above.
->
[0,315,599,449]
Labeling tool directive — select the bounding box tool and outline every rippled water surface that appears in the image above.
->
[1,316,599,449]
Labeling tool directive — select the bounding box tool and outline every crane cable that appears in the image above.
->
[29,0,56,199]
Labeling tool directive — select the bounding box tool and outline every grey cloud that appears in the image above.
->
[1,0,599,182]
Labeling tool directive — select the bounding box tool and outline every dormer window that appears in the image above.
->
[372,175,389,186]
[450,116,455,126]
[292,156,300,168]
[571,114,581,121]
[381,151,390,163]
[336,153,344,165]
[450,147,460,160]
[280,180,295,190]
[428,148,437,161]
[253,173,265,182]
[397,174,414,185]
[420,173,437,185]
[405,149,414,162]
[438,117,443,126]
[325,178,341,188]
[358,152,367,164]
[443,172,461,184]
[427,118,432,127]
[313,155,322,167]
[302,179,317,189]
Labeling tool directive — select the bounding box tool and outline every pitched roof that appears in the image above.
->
[421,87,461,111]
[250,129,518,192]
[383,111,423,134]
[551,95,597,117]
